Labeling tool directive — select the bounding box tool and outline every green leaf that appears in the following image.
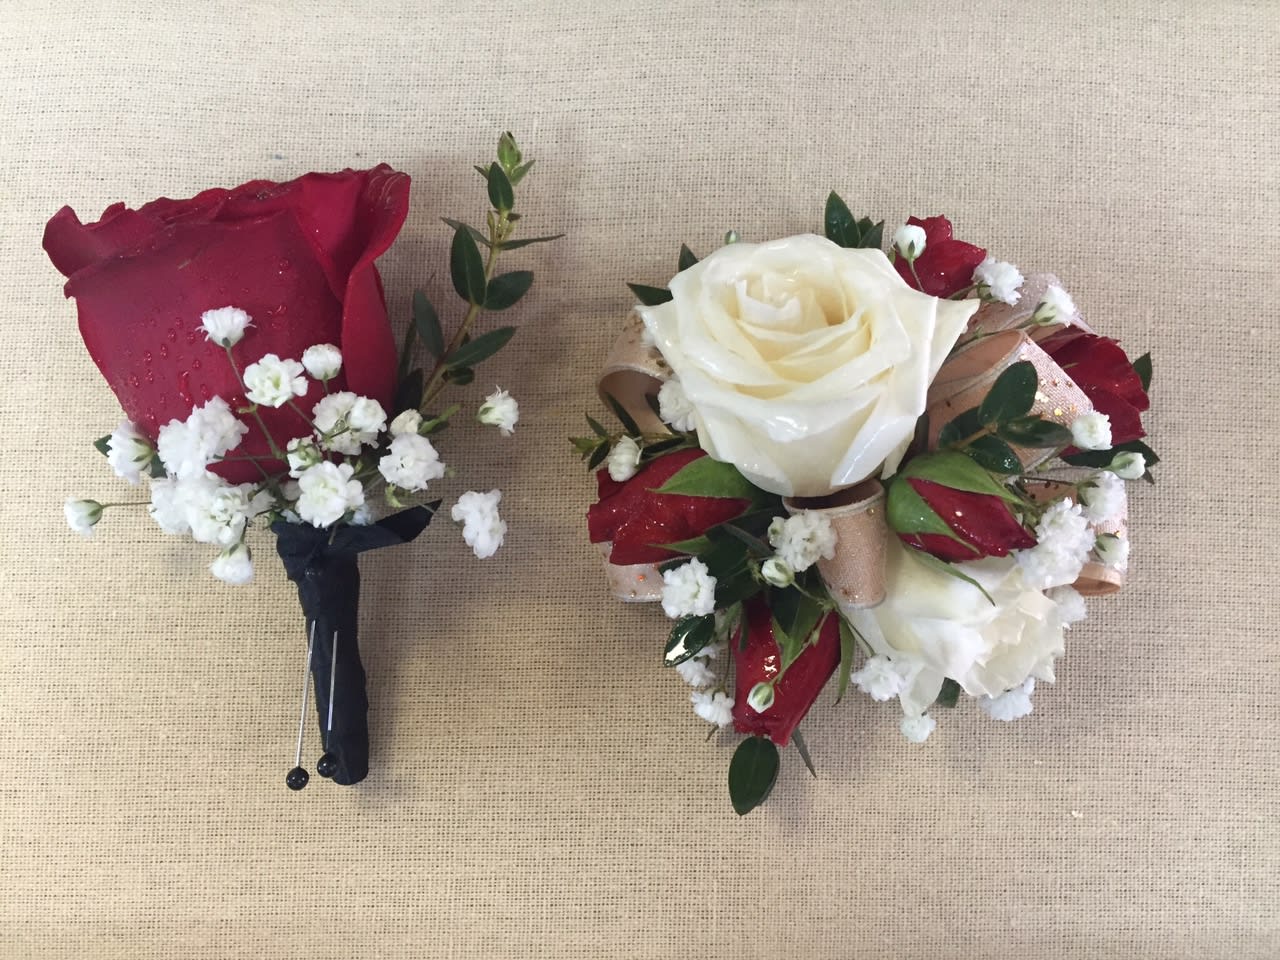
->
[824,191,858,247]
[677,244,699,272]
[446,326,516,369]
[393,369,424,415]
[148,458,167,479]
[497,131,521,171]
[658,535,714,555]
[93,435,111,457]
[486,162,515,212]
[483,271,534,310]
[603,392,641,436]
[1133,352,1153,393]
[444,366,475,386]
[570,435,598,457]
[440,218,490,248]
[412,290,444,359]
[978,360,1037,425]
[627,282,673,306]
[585,414,608,437]
[997,416,1073,448]
[770,587,825,669]
[716,523,772,557]
[473,164,490,179]
[499,232,563,250]
[858,220,885,250]
[728,737,780,816]
[965,435,1022,474]
[450,225,487,304]
[934,678,962,708]
[654,456,758,500]
[509,159,536,185]
[885,475,964,539]
[664,614,716,665]
[587,441,611,471]
[836,619,857,704]
[901,451,1021,503]
[906,547,995,605]
[792,729,817,779]
[1062,439,1161,470]
[938,407,983,449]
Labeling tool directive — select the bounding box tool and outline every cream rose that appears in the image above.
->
[639,234,978,497]
[845,539,1066,716]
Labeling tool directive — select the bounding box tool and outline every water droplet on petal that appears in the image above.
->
[192,359,201,370]
[143,351,153,364]
[159,344,169,359]
[177,371,192,404]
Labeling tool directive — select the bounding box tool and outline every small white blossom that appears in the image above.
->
[348,396,387,433]
[451,489,507,559]
[295,461,364,528]
[1108,451,1146,480]
[1094,533,1130,568]
[184,475,254,547]
[1047,585,1088,627]
[389,409,422,437]
[850,656,915,702]
[660,559,717,619]
[156,397,248,480]
[746,682,775,714]
[312,392,385,455]
[64,498,102,537]
[243,353,307,408]
[690,690,734,728]
[973,257,1025,305]
[350,502,374,526]
[477,387,519,436]
[979,677,1036,721]
[1071,412,1113,451]
[105,421,153,484]
[900,713,936,743]
[768,511,837,573]
[892,223,927,261]
[607,435,642,482]
[209,543,253,585]
[1031,284,1076,325]
[148,478,191,535]
[1079,471,1125,523]
[200,306,252,347]
[1015,498,1096,590]
[759,557,794,588]
[285,437,322,478]
[675,656,717,688]
[657,378,697,432]
[301,343,343,381]
[378,433,445,492]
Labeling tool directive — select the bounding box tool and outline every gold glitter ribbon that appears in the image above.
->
[596,310,670,434]
[786,480,889,610]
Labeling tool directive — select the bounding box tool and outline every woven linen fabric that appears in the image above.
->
[1,1,1276,957]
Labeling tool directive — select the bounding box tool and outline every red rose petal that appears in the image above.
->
[903,478,1036,560]
[893,215,987,298]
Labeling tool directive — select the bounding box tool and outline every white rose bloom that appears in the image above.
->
[451,489,508,559]
[660,559,717,619]
[768,511,837,573]
[243,353,307,408]
[200,306,252,347]
[295,461,364,528]
[675,656,717,688]
[388,409,422,437]
[285,437,322,478]
[900,713,936,743]
[1046,585,1088,627]
[892,223,927,261]
[477,387,520,436]
[690,690,734,728]
[156,397,248,479]
[148,477,191,535]
[64,498,102,537]
[639,235,977,496]
[1070,411,1113,451]
[1079,471,1125,523]
[301,343,343,381]
[1015,498,1096,590]
[1108,451,1146,480]
[378,434,445,492]
[979,677,1036,721]
[312,392,383,455]
[184,474,254,547]
[209,543,254,585]
[1095,533,1130,568]
[973,257,1025,305]
[606,435,642,482]
[850,655,916,702]
[656,378,697,433]
[846,538,1067,714]
[105,421,153,484]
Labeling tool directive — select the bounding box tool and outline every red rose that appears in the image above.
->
[894,215,986,298]
[44,165,410,483]
[896,477,1036,562]
[732,601,841,746]
[1039,329,1150,447]
[587,449,750,565]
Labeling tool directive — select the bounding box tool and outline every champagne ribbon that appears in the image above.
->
[966,273,1096,341]
[785,480,888,610]
[596,310,670,434]
[597,543,664,603]
[1022,476,1127,596]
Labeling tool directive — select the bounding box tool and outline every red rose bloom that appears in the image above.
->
[894,215,987,298]
[897,478,1036,563]
[1039,329,1150,446]
[587,449,750,565]
[43,165,410,483]
[732,601,841,746]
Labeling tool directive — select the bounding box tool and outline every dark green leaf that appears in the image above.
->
[858,220,885,250]
[627,283,673,306]
[906,547,995,605]
[1132,352,1153,393]
[509,159,536,185]
[412,290,444,359]
[901,451,1021,503]
[441,218,491,248]
[792,729,817,779]
[654,456,758,500]
[148,458,167,479]
[587,441,611,471]
[498,232,563,250]
[486,163,515,212]
[393,369,424,415]
[450,225,487,304]
[443,366,474,385]
[997,416,1073,448]
[473,164,489,179]
[603,392,641,436]
[497,131,521,171]
[585,414,608,437]
[1062,439,1161,470]
[93,435,111,457]
[824,191,858,247]
[447,326,516,369]
[729,737,780,816]
[659,535,714,555]
[677,244,698,272]
[836,619,856,704]
[483,270,534,310]
[716,523,771,557]
[664,615,716,665]
[978,360,1038,425]
[965,435,1022,474]
[770,587,825,669]
[934,678,962,708]
[938,407,983,449]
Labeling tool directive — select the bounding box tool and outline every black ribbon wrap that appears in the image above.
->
[272,505,437,786]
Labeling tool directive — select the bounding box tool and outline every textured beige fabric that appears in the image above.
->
[1,1,1277,957]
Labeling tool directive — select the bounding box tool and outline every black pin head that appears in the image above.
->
[286,766,310,791]
[316,753,338,779]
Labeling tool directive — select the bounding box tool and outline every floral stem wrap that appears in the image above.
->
[271,505,436,785]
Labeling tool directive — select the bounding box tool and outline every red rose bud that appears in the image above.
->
[732,601,841,746]
[1039,330,1149,446]
[893,215,987,298]
[587,449,750,565]
[44,166,410,483]
[898,478,1036,563]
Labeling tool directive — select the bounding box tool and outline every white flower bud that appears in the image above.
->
[892,224,927,262]
[657,378,696,433]
[200,306,252,347]
[209,543,254,585]
[301,343,343,381]
[477,387,519,436]
[1094,533,1130,568]
[746,682,775,714]
[900,713,936,743]
[760,557,794,588]
[389,409,423,437]
[1107,451,1146,480]
[1030,284,1076,326]
[1070,412,1113,451]
[243,353,307,408]
[606,436,641,482]
[64,498,103,537]
[286,437,323,478]
[972,257,1025,305]
[105,421,154,485]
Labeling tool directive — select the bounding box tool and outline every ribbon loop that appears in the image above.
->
[596,310,670,434]
[786,479,888,610]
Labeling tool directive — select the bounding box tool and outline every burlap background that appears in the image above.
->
[2,1,1276,957]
